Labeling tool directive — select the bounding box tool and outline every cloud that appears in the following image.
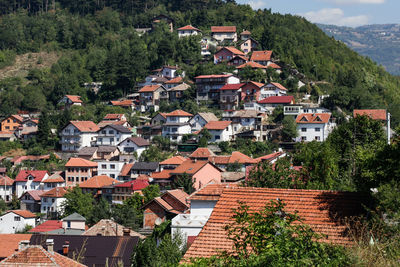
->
[247,0,266,9]
[322,0,384,4]
[300,8,369,27]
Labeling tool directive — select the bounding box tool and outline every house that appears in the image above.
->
[189,113,219,132]
[257,95,295,112]
[19,190,45,213]
[240,81,264,103]
[283,105,331,117]
[40,187,68,217]
[189,147,216,161]
[138,84,167,112]
[296,113,336,142]
[183,187,367,261]
[170,160,222,190]
[161,65,184,79]
[61,213,86,232]
[219,83,245,110]
[240,30,251,41]
[111,179,149,204]
[136,124,162,141]
[236,61,268,72]
[0,210,36,234]
[195,74,240,103]
[168,83,191,102]
[222,110,266,134]
[143,189,189,229]
[0,132,17,141]
[17,118,39,140]
[178,25,201,38]
[97,113,129,128]
[214,46,245,64]
[131,162,159,176]
[250,50,273,66]
[58,95,83,109]
[43,172,66,190]
[14,170,49,198]
[211,26,237,43]
[152,14,174,32]
[118,163,134,181]
[0,176,14,203]
[65,158,98,186]
[0,234,33,260]
[0,244,86,266]
[162,110,193,142]
[203,121,234,142]
[97,161,125,179]
[96,124,132,146]
[60,121,100,152]
[78,146,120,161]
[29,220,63,234]
[212,151,257,172]
[227,55,248,66]
[353,109,387,121]
[239,37,258,54]
[1,115,23,132]
[79,175,119,196]
[83,219,145,238]
[159,156,187,171]
[164,76,183,89]
[118,137,149,159]
[151,112,167,125]
[200,36,218,56]
[259,82,288,99]
[255,150,286,164]
[110,100,135,111]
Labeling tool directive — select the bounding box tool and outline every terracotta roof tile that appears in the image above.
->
[110,100,133,107]
[353,109,387,121]
[103,114,125,120]
[70,121,100,132]
[151,169,173,180]
[178,25,201,31]
[228,151,257,164]
[20,190,46,201]
[170,160,214,176]
[190,148,216,158]
[220,83,245,90]
[250,50,273,61]
[269,82,287,90]
[40,187,68,198]
[166,110,193,117]
[79,175,119,189]
[29,220,62,233]
[65,158,97,167]
[219,46,244,56]
[164,77,183,84]
[255,151,285,163]
[66,95,83,103]
[0,175,14,186]
[241,30,251,35]
[15,170,48,182]
[115,180,149,191]
[195,74,233,79]
[184,187,367,260]
[0,234,32,259]
[236,61,268,69]
[139,84,163,93]
[204,121,231,130]
[296,113,331,124]
[119,163,133,177]
[160,156,187,165]
[211,26,236,33]
[188,183,229,201]
[6,210,36,218]
[83,219,145,238]
[267,62,281,69]
[167,189,190,207]
[258,95,295,104]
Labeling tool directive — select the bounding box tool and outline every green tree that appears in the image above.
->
[0,198,6,213]
[281,116,298,141]
[142,185,160,204]
[62,187,94,219]
[173,173,195,194]
[89,197,111,225]
[37,107,51,147]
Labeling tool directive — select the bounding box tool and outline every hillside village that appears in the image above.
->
[0,6,399,267]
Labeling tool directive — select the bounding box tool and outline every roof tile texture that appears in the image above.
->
[296,113,331,124]
[70,121,100,132]
[204,121,231,130]
[79,175,119,189]
[211,26,236,33]
[251,50,273,61]
[353,109,387,121]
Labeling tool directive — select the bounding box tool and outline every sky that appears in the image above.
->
[236,0,400,27]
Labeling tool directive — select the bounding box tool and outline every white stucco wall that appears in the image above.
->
[0,212,36,234]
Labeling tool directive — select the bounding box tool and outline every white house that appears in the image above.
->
[161,65,184,79]
[96,124,132,146]
[58,95,83,108]
[200,36,218,56]
[96,161,125,179]
[60,121,100,152]
[284,105,331,116]
[14,170,49,198]
[203,121,234,142]
[118,137,150,159]
[259,82,288,100]
[189,112,219,132]
[42,172,66,190]
[40,187,67,217]
[211,26,237,43]
[0,175,14,203]
[177,25,201,38]
[222,110,265,134]
[162,110,193,142]
[296,113,336,142]
[0,210,36,234]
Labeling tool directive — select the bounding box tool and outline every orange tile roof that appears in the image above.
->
[7,210,36,218]
[204,121,231,130]
[110,100,133,107]
[160,156,187,165]
[40,187,68,198]
[0,234,32,258]
[65,158,97,167]
[66,95,83,103]
[247,81,265,88]
[236,61,268,69]
[250,50,273,61]
[184,187,366,260]
[269,82,287,91]
[258,95,295,104]
[170,160,209,175]
[353,109,387,121]
[189,148,216,158]
[220,83,245,90]
[151,169,173,180]
[164,77,183,84]
[78,175,119,189]
[167,189,190,207]
[1,245,86,266]
[0,175,14,186]
[220,47,245,56]
[188,183,228,201]
[139,84,163,93]
[255,151,285,163]
[211,26,236,33]
[296,113,331,124]
[267,62,281,69]
[227,151,258,164]
[241,30,251,35]
[178,25,201,31]
[103,114,125,120]
[15,170,48,182]
[195,74,233,79]
[70,121,100,132]
[119,163,133,177]
[29,220,62,233]
[166,110,193,117]
[3,114,24,123]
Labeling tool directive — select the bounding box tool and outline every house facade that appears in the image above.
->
[214,47,245,64]
[58,95,83,109]
[0,176,14,202]
[204,121,234,142]
[138,84,167,112]
[219,83,245,110]
[20,190,45,213]
[0,210,36,233]
[1,115,23,132]
[60,121,100,152]
[211,26,237,43]
[259,82,288,99]
[118,137,150,159]
[296,113,336,142]
[162,110,193,142]
[195,74,240,103]
[97,161,125,179]
[40,187,68,217]
[177,25,201,38]
[65,158,98,186]
[96,125,132,146]
[14,170,49,198]
[189,112,219,132]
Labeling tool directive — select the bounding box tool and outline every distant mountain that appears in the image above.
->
[317,23,400,76]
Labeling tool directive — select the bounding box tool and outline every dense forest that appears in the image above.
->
[0,0,400,126]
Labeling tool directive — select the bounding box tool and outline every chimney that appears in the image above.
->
[62,241,69,256]
[46,239,54,253]
[123,228,130,236]
[18,240,30,251]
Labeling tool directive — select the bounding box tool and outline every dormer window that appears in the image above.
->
[300,117,308,122]
[314,116,322,122]
[28,175,33,180]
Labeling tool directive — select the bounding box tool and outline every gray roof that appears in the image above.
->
[197,112,219,123]
[63,212,86,222]
[78,146,98,156]
[47,229,85,235]
[100,124,132,133]
[97,146,119,153]
[170,83,190,91]
[122,137,149,147]
[132,162,159,171]
[221,171,246,182]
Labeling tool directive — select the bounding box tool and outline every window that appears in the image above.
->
[110,138,114,143]
[43,197,47,202]
[5,126,9,129]
[109,130,114,134]
[110,174,115,178]
[52,199,55,203]
[110,164,115,169]
[315,136,321,141]
[315,128,321,132]
[101,164,107,169]
[98,138,102,142]
[301,128,307,132]
[102,130,106,134]
[215,135,220,140]
[14,216,20,221]
[301,136,307,141]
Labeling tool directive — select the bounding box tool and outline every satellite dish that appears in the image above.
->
[155,218,162,226]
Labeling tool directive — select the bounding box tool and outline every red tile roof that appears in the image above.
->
[15,170,48,182]
[204,121,231,130]
[195,74,232,79]
[170,160,210,175]
[219,47,244,56]
[267,62,281,69]
[227,151,257,164]
[211,26,236,33]
[7,210,36,218]
[103,114,125,120]
[250,50,273,61]
[40,187,68,198]
[151,169,173,180]
[255,151,285,163]
[236,61,268,69]
[65,95,83,103]
[3,114,24,123]
[166,110,193,117]
[70,121,100,132]
[190,148,215,159]
[160,156,187,165]
[241,30,251,35]
[110,100,133,107]
[119,163,133,177]
[296,113,331,124]
[65,158,98,167]
[269,82,287,91]
[29,220,62,233]
[139,84,163,93]
[0,234,32,259]
[353,109,387,121]
[258,95,295,104]
[164,77,183,84]
[188,183,228,201]
[220,83,245,90]
[79,175,119,189]
[167,189,190,207]
[0,175,14,186]
[246,81,264,88]
[178,25,201,31]
[115,179,149,191]
[20,190,46,201]
[184,187,366,260]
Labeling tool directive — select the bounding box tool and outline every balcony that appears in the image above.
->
[60,139,81,145]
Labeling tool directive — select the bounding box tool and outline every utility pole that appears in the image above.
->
[387,112,391,145]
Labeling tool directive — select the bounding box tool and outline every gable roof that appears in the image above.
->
[20,190,46,201]
[110,100,133,107]
[195,74,233,79]
[0,234,32,259]
[29,220,62,233]
[166,110,193,117]
[103,114,125,120]
[65,158,97,168]
[69,121,100,132]
[160,156,187,165]
[220,83,245,90]
[121,137,149,147]
[241,30,251,35]
[296,113,331,124]
[218,47,245,56]
[268,82,287,91]
[83,219,145,238]
[151,169,174,180]
[267,62,281,69]
[131,162,159,171]
[63,212,86,222]
[226,151,257,164]
[204,121,231,130]
[183,187,367,260]
[211,26,236,33]
[250,50,273,61]
[195,113,219,123]
[40,187,68,198]
[164,76,183,84]
[170,160,212,175]
[15,170,48,182]
[353,109,387,121]
[188,183,228,201]
[139,84,164,93]
[236,61,268,69]
[2,115,24,123]
[99,124,131,134]
[43,172,65,183]
[190,148,215,158]
[258,95,295,104]
[5,210,36,218]
[170,83,190,91]
[119,163,133,177]
[79,175,119,189]
[0,245,86,267]
[115,179,149,191]
[178,25,201,31]
[65,95,83,103]
[0,175,14,186]
[255,151,285,163]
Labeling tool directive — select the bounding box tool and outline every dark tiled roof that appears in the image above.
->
[131,162,159,171]
[100,124,131,134]
[78,147,98,156]
[97,146,118,153]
